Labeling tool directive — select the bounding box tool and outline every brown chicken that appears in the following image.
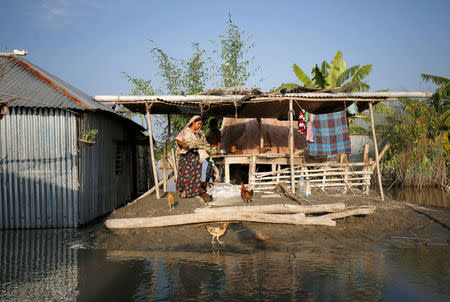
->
[241,182,254,205]
[167,192,175,210]
[206,223,229,244]
[201,187,212,204]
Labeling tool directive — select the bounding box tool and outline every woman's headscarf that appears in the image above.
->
[176,115,202,141]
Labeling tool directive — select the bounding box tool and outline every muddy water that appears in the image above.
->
[387,186,450,209]
[1,188,449,302]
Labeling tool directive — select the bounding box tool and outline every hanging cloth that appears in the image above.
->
[297,109,307,134]
[307,110,351,155]
[306,113,316,142]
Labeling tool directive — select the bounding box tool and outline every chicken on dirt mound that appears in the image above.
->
[241,182,254,205]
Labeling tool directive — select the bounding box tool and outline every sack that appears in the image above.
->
[207,183,241,203]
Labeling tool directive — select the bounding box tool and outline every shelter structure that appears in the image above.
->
[0,54,151,228]
[94,88,431,201]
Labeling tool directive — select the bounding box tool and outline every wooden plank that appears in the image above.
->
[321,206,376,220]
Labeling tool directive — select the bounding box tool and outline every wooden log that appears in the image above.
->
[276,181,302,205]
[193,203,346,214]
[322,206,376,220]
[105,212,336,228]
[369,102,384,200]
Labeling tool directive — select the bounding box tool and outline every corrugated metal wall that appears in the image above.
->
[78,112,135,224]
[0,107,78,228]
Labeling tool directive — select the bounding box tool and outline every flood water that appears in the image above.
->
[1,188,449,302]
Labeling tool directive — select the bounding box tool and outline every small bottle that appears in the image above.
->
[297,177,306,195]
[305,177,311,196]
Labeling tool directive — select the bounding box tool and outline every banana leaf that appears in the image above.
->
[293,64,314,88]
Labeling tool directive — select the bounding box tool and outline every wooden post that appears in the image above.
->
[145,103,160,200]
[171,147,178,180]
[271,163,277,183]
[249,155,256,185]
[289,99,296,193]
[162,145,167,192]
[363,144,370,164]
[363,143,370,195]
[369,102,384,201]
[162,115,171,192]
[224,157,230,183]
[343,165,349,194]
[257,117,264,151]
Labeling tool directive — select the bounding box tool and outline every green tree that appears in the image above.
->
[421,74,450,129]
[124,14,257,158]
[213,13,256,88]
[377,97,447,187]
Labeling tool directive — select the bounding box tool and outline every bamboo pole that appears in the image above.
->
[145,103,160,200]
[288,99,295,193]
[369,102,384,201]
[171,147,178,180]
[371,143,390,171]
[133,172,175,202]
[162,115,171,192]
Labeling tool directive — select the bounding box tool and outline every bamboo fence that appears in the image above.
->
[249,162,372,194]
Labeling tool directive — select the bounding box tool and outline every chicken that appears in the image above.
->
[201,187,212,204]
[241,182,254,205]
[206,223,229,244]
[167,192,175,210]
[230,145,242,154]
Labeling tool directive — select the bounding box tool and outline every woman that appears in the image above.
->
[175,115,210,198]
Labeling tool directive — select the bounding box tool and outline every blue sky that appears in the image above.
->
[1,0,449,97]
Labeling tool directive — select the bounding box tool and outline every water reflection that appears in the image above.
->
[388,187,449,208]
[0,229,449,301]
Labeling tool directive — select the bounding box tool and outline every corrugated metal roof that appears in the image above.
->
[95,91,431,119]
[0,55,113,111]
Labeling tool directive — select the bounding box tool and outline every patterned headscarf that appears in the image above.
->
[176,115,203,141]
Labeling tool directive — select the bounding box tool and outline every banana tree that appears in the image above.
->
[293,50,372,91]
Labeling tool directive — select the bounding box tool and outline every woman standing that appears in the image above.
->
[175,115,209,198]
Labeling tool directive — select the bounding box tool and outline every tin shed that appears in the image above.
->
[0,54,151,228]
